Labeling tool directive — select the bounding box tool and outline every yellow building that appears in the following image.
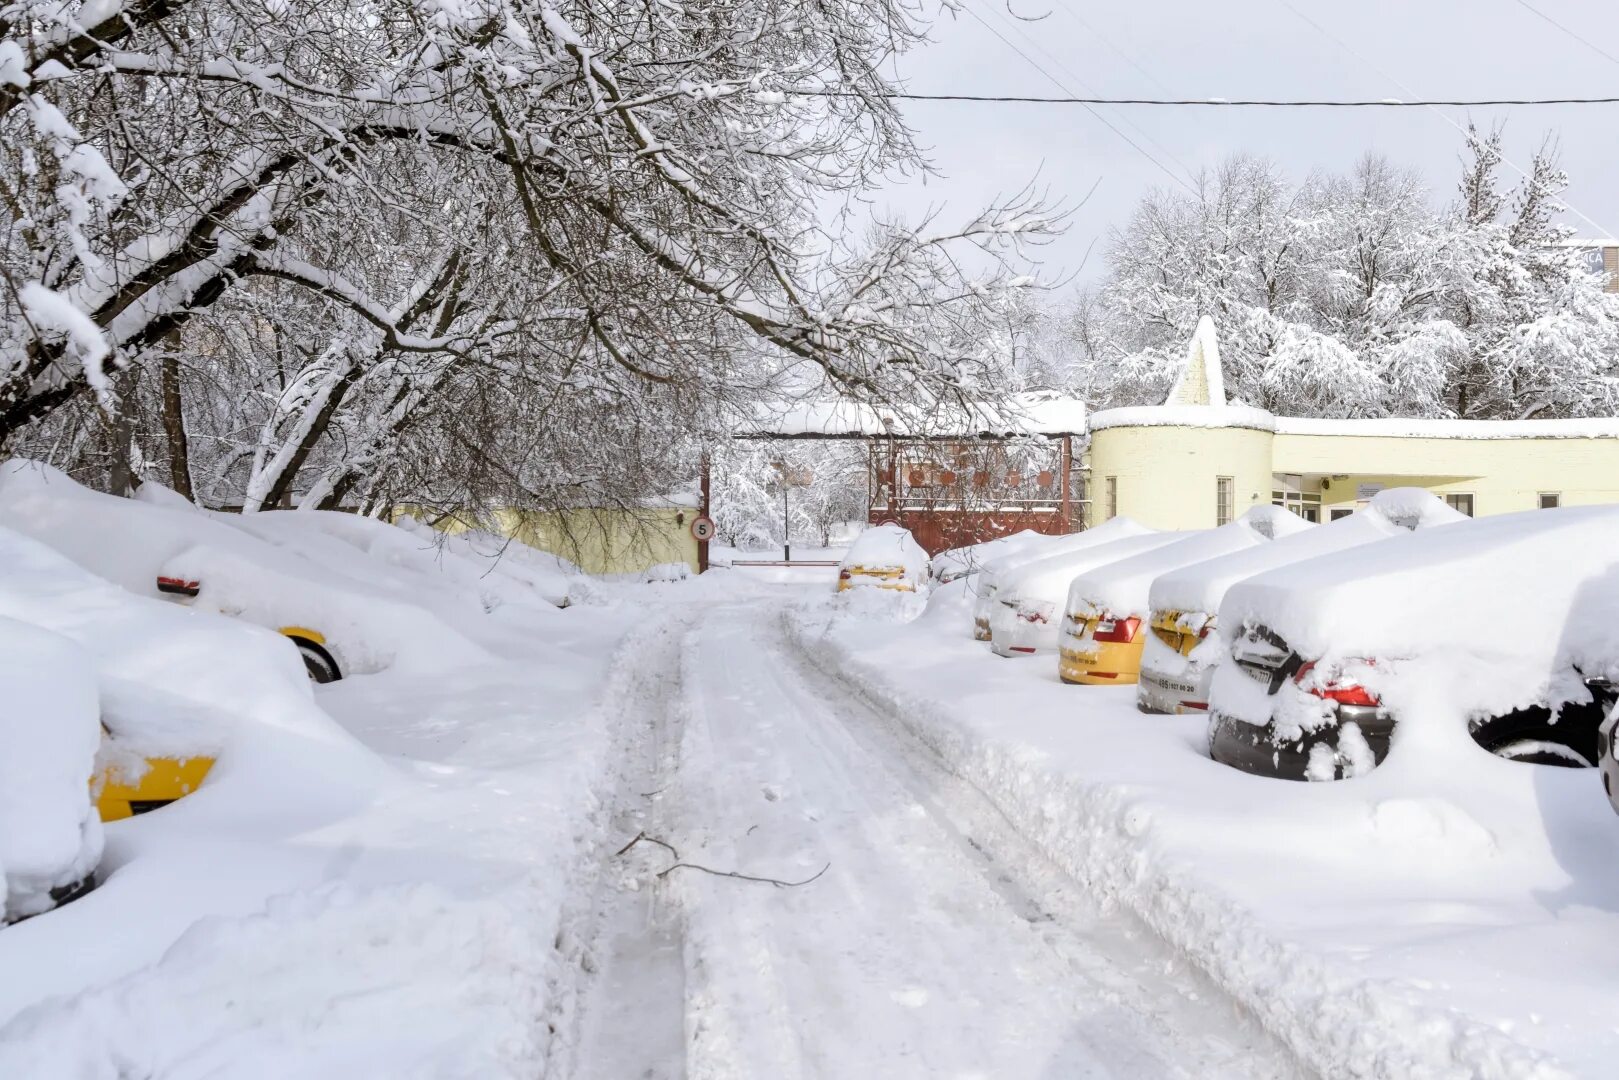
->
[415,501,701,577]
[1087,317,1619,529]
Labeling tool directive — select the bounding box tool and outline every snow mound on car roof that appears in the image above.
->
[1069,506,1311,619]
[1149,489,1465,619]
[1220,504,1619,721]
[841,523,929,580]
[931,530,1050,582]
[978,515,1151,581]
[1001,530,1190,605]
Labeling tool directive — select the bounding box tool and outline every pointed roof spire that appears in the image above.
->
[1165,316,1226,407]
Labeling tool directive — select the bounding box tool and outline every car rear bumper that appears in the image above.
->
[1137,667,1208,714]
[1208,706,1393,781]
[1056,639,1144,685]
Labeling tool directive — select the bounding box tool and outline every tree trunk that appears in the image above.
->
[160,350,194,501]
[105,368,142,497]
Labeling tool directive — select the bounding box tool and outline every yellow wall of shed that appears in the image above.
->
[408,506,699,576]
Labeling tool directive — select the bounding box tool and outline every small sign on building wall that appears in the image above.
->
[1356,482,1384,500]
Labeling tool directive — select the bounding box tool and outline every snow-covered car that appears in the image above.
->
[0,619,102,923]
[0,462,489,684]
[1057,507,1309,685]
[1138,490,1465,714]
[931,530,1051,586]
[972,517,1152,641]
[989,530,1186,658]
[1208,505,1619,782]
[837,524,929,592]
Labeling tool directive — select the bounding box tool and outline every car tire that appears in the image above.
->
[285,633,342,684]
[1471,697,1606,768]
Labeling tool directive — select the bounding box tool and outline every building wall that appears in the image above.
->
[416,506,700,576]
[1087,424,1274,530]
[1275,433,1619,517]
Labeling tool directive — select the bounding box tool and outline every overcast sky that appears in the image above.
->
[876,0,1619,285]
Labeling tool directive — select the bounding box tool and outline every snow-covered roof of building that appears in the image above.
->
[1089,404,1278,433]
[1274,416,1619,440]
[739,391,1087,439]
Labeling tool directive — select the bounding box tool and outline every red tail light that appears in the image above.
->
[838,569,851,580]
[1294,660,1380,707]
[1018,610,1048,624]
[1092,616,1140,644]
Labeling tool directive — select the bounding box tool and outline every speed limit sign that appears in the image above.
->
[690,515,716,541]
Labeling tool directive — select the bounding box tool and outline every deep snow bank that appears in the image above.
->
[786,591,1618,1078]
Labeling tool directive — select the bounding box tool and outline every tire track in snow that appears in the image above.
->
[666,601,1310,1079]
[546,611,694,1080]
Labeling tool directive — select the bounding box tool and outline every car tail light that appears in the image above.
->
[1092,615,1140,643]
[156,576,200,597]
[1294,660,1380,708]
[1018,610,1048,624]
[838,569,851,580]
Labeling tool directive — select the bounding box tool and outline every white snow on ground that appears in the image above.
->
[788,583,1619,1078]
[8,482,1619,1079]
[0,462,649,1077]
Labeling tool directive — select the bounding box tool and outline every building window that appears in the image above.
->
[1444,492,1474,517]
[1330,508,1354,521]
[1105,476,1117,519]
[1539,492,1561,509]
[1216,476,1234,526]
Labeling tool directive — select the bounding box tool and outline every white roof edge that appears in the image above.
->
[1089,404,1278,433]
[1275,416,1619,441]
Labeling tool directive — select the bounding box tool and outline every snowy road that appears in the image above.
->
[564,594,1309,1079]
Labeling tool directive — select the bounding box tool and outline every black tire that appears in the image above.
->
[1471,693,1607,768]
[286,634,342,684]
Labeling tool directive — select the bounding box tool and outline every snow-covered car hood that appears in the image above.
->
[840,524,929,582]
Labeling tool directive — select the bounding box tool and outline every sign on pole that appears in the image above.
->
[690,515,716,541]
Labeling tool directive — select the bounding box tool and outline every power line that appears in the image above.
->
[1272,0,1614,237]
[1509,0,1619,71]
[814,91,1619,107]
[955,3,1201,197]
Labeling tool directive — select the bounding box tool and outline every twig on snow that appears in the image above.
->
[656,861,831,889]
[615,831,680,859]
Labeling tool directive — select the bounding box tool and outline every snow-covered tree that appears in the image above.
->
[0,0,1058,512]
[1061,133,1619,420]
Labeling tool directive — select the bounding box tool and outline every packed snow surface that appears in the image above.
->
[791,583,1619,1078]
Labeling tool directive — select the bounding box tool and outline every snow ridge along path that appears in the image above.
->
[605,597,1308,1079]
[785,599,1576,1079]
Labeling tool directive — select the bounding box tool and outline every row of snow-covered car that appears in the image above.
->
[0,459,585,924]
[926,489,1619,810]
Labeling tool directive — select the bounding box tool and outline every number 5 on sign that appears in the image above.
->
[690,515,716,541]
